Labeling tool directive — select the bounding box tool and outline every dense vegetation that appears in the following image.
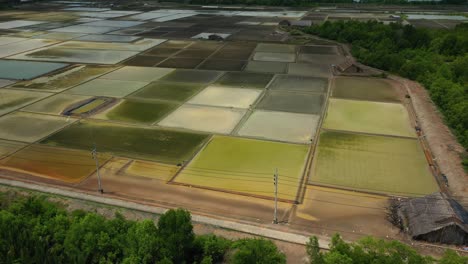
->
[1,195,466,263]
[306,235,467,264]
[302,21,468,168]
[187,0,466,6]
[0,195,285,264]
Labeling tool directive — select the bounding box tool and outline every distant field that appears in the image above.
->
[11,65,116,92]
[311,131,439,196]
[175,136,309,201]
[0,112,75,143]
[0,144,110,183]
[41,120,209,164]
[323,98,415,138]
[129,81,205,102]
[214,72,273,89]
[97,99,179,124]
[0,89,50,116]
[23,94,92,115]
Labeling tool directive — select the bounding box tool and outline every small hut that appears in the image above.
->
[399,192,468,245]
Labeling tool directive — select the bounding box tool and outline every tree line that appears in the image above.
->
[0,195,285,264]
[301,21,468,170]
[184,0,466,6]
[0,195,466,263]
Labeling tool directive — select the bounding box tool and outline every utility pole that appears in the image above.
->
[273,168,278,224]
[92,146,103,194]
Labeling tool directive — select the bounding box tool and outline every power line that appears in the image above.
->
[92,145,103,194]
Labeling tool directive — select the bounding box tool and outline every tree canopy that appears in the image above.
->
[306,234,467,264]
[0,195,287,264]
[1,194,466,263]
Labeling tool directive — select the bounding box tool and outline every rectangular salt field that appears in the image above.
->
[0,36,27,45]
[125,159,179,181]
[64,7,110,11]
[23,94,92,115]
[142,47,175,57]
[51,25,119,34]
[94,99,179,124]
[253,52,296,62]
[12,65,116,91]
[0,20,45,29]
[56,39,165,51]
[332,77,400,102]
[244,61,287,74]
[0,139,26,159]
[12,47,139,64]
[215,72,273,89]
[406,14,466,20]
[198,59,246,71]
[160,69,222,84]
[311,131,438,196]
[174,49,215,58]
[323,98,416,138]
[211,46,253,60]
[288,62,331,78]
[80,20,144,28]
[0,60,68,80]
[78,12,126,19]
[158,58,204,69]
[158,40,193,49]
[100,66,173,82]
[256,90,325,114]
[268,75,328,93]
[174,135,308,201]
[158,104,246,134]
[75,34,141,43]
[187,86,262,109]
[32,32,87,40]
[67,79,148,98]
[41,120,209,164]
[129,81,205,102]
[297,54,347,66]
[0,79,15,88]
[238,110,320,144]
[0,112,75,143]
[129,12,172,20]
[0,89,51,116]
[12,65,115,92]
[0,144,110,183]
[300,45,339,55]
[123,55,166,67]
[0,39,59,58]
[255,43,296,53]
[188,43,228,52]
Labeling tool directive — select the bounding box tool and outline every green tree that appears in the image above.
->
[230,238,286,264]
[306,236,323,264]
[157,208,195,263]
[124,219,162,263]
[193,234,231,263]
[306,234,468,264]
